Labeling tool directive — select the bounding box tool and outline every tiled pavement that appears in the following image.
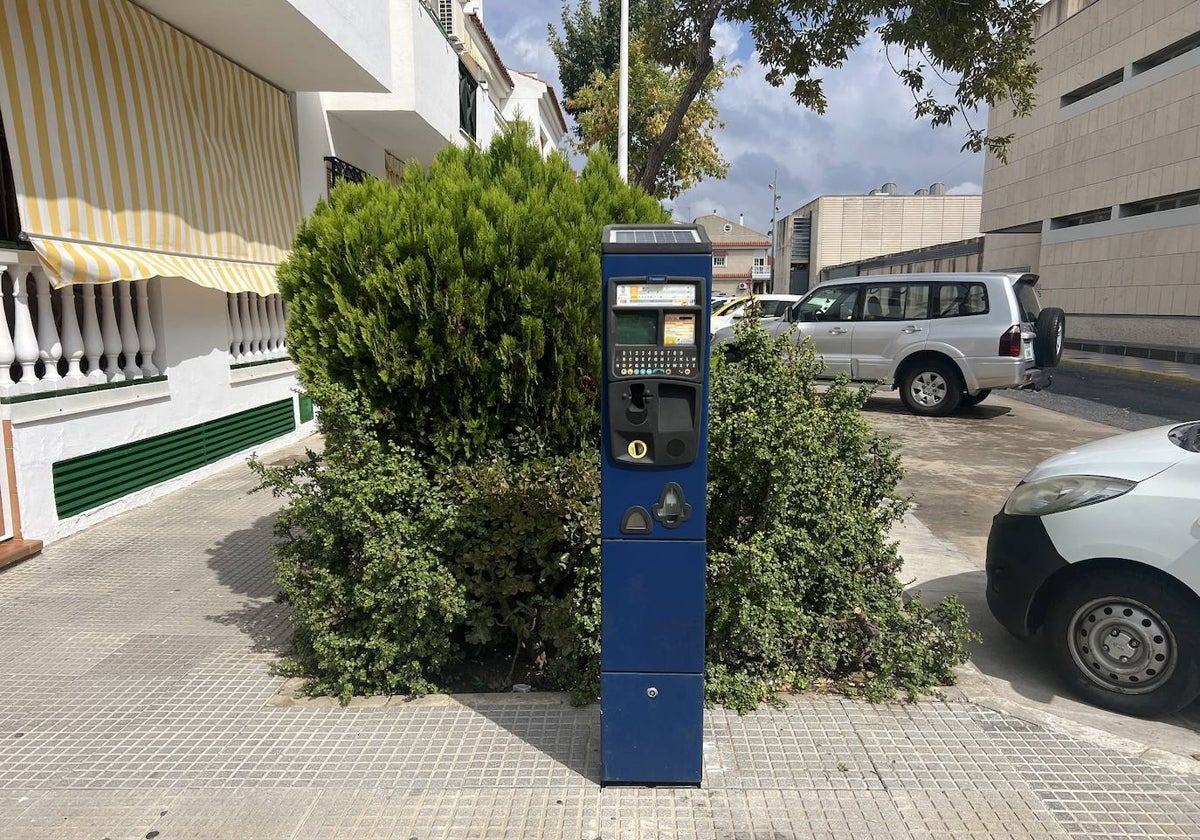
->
[2,441,1200,839]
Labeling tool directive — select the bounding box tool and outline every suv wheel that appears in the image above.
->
[961,389,991,408]
[1045,568,1200,717]
[899,360,963,417]
[1034,308,1066,367]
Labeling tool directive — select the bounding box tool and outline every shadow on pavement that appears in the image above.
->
[911,569,1200,734]
[204,513,294,654]
[455,693,602,784]
[861,394,1012,420]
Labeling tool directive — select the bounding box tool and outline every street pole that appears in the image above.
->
[768,171,780,294]
[617,0,629,183]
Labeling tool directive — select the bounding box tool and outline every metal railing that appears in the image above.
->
[324,156,370,194]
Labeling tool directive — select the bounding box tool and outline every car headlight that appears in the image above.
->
[1003,475,1136,516]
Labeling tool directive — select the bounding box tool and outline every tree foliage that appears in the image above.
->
[551,0,1041,194]
[569,37,732,199]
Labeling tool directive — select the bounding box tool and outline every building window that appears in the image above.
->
[459,60,478,140]
[324,156,369,194]
[1059,69,1124,107]
[712,255,727,268]
[723,223,732,232]
[1133,31,1200,75]
[0,116,22,246]
[753,257,766,267]
[1049,207,1112,229]
[1120,189,1200,217]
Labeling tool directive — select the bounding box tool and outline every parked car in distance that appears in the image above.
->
[709,294,802,335]
[712,272,1064,416]
[986,421,1200,717]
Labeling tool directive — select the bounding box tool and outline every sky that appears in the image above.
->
[485,1,987,235]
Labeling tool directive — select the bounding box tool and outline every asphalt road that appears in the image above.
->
[862,370,1200,758]
[1003,360,1200,430]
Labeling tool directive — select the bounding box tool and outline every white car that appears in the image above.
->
[987,421,1200,717]
[709,294,801,335]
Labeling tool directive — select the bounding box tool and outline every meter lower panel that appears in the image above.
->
[601,672,703,785]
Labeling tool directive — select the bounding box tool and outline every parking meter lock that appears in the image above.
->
[599,224,711,786]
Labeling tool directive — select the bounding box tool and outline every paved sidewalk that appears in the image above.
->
[3,442,1200,839]
[1062,348,1200,383]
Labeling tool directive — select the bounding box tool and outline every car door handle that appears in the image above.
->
[902,325,924,334]
[828,327,848,335]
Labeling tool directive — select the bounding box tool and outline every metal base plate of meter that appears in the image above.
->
[601,672,703,785]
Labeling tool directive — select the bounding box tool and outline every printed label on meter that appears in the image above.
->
[663,313,696,346]
[617,284,696,307]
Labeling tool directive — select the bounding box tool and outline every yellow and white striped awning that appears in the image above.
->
[0,0,303,295]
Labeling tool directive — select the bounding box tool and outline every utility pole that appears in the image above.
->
[617,0,629,183]
[767,172,781,294]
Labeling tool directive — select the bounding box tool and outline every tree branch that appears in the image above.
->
[636,0,721,194]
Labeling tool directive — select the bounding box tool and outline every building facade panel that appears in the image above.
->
[982,0,1200,348]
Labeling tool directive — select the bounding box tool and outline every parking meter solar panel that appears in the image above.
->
[599,224,711,786]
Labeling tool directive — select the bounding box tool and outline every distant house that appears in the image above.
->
[693,215,772,295]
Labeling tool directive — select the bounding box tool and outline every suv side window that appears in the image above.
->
[935,282,989,318]
[861,284,931,321]
[794,285,860,322]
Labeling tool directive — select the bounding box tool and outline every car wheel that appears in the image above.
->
[960,389,991,408]
[1045,569,1200,717]
[898,361,963,417]
[1034,308,1066,367]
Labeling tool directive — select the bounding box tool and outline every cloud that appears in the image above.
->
[948,181,982,195]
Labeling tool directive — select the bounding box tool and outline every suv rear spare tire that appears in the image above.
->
[1034,308,1065,367]
[899,359,963,417]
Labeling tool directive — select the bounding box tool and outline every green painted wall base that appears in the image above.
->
[53,399,296,519]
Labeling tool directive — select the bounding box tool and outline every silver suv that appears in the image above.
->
[713,273,1064,416]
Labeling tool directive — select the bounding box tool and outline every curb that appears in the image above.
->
[1061,356,1200,387]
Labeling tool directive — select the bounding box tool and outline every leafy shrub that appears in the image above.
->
[704,319,972,708]
[277,122,667,462]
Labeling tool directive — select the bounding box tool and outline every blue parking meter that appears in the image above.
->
[599,224,711,785]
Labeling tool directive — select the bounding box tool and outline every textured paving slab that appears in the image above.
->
[1,439,1199,839]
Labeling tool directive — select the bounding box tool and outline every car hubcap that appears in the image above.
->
[910,372,947,407]
[1067,597,1176,694]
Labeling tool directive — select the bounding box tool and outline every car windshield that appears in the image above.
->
[1168,422,1200,453]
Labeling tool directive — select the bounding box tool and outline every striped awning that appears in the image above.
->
[0,0,303,295]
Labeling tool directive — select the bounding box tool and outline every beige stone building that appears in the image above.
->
[823,237,985,281]
[693,214,772,295]
[773,184,982,295]
[982,0,1200,351]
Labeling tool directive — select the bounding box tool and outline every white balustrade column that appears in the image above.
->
[246,292,264,359]
[272,295,287,355]
[134,280,158,377]
[11,272,39,388]
[263,293,281,358]
[226,293,241,362]
[256,294,273,358]
[236,293,255,361]
[58,285,85,385]
[34,270,62,386]
[80,284,105,385]
[0,270,15,389]
[99,283,123,382]
[117,281,141,380]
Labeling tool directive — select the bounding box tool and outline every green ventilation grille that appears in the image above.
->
[53,399,296,519]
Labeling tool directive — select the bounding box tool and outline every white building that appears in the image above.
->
[0,0,565,567]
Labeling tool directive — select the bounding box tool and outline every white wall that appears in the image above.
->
[294,94,389,213]
[10,280,315,544]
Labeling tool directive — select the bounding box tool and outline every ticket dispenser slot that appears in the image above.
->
[600,224,711,787]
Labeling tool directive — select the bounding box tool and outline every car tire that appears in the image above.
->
[1045,568,1200,717]
[960,389,991,408]
[898,360,963,417]
[1034,308,1066,368]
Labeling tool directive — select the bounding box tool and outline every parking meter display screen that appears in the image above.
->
[615,311,658,345]
[616,284,696,307]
